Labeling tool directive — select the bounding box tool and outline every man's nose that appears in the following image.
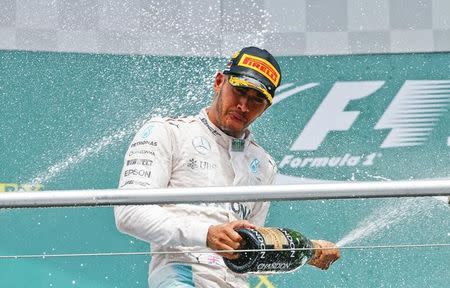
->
[237,95,250,112]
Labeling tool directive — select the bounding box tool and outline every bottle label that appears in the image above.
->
[251,227,310,273]
[224,227,314,274]
[257,227,288,250]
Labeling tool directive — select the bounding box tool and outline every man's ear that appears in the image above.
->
[214,72,225,93]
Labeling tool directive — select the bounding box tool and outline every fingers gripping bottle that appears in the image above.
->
[224,227,315,274]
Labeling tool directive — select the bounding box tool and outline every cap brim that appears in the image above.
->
[228,75,273,104]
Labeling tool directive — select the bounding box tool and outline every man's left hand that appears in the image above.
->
[307,240,340,270]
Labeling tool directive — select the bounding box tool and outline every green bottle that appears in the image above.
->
[224,227,315,274]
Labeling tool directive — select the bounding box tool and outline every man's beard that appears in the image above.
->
[214,87,246,138]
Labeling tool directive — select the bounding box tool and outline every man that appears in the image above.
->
[115,46,340,287]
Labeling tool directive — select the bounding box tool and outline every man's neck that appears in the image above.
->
[220,127,244,138]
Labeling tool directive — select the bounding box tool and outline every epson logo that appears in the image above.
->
[124,169,151,178]
[288,80,450,151]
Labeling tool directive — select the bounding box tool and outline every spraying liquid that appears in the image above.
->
[29,112,160,185]
[337,197,446,247]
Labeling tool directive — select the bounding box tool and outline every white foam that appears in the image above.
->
[336,198,441,247]
[434,196,449,204]
[29,115,153,185]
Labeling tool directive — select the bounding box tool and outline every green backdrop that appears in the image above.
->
[1,50,449,287]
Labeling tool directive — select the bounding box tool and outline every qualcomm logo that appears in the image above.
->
[274,80,450,151]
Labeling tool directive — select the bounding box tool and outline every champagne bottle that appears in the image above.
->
[224,227,315,274]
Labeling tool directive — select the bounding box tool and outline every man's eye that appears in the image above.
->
[251,97,265,104]
[235,87,247,95]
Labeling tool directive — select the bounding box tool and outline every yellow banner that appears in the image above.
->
[0,182,43,192]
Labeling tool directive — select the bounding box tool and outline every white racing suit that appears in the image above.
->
[114,108,277,287]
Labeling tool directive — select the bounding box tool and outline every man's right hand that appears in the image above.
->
[207,220,255,260]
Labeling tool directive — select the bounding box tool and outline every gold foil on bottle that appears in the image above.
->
[257,227,288,250]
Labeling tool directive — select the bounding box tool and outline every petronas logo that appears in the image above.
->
[231,139,245,152]
[250,159,260,174]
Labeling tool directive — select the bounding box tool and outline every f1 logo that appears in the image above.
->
[290,81,384,151]
[289,80,450,151]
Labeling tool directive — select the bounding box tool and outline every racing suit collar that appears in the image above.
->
[198,108,253,150]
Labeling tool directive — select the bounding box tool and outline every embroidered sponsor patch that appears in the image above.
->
[192,136,211,154]
[238,54,280,86]
[231,139,245,152]
[250,158,260,174]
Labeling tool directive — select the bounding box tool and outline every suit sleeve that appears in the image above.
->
[114,120,210,247]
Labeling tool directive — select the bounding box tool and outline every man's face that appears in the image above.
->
[208,72,269,137]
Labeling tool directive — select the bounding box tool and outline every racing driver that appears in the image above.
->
[114,46,340,287]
